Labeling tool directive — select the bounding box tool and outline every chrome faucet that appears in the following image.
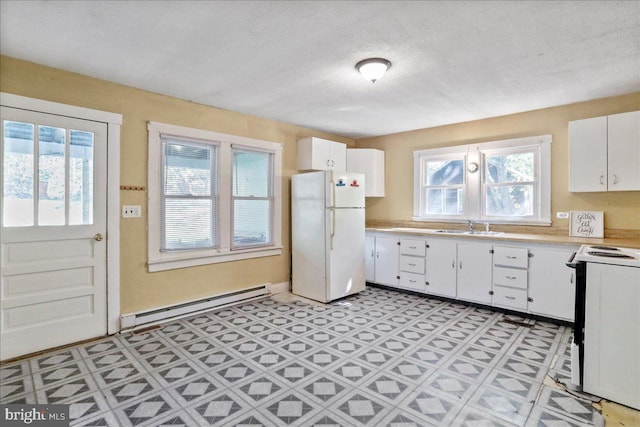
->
[468,220,474,232]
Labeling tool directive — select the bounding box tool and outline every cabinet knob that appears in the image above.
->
[528,297,533,302]
[489,290,494,295]
[425,281,430,285]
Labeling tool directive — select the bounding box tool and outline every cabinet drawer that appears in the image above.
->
[399,272,426,291]
[400,255,425,274]
[400,239,426,256]
[494,246,529,268]
[493,266,528,289]
[493,286,528,310]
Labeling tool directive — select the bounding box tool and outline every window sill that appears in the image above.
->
[148,246,283,272]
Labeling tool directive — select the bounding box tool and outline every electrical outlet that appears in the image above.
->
[556,211,569,219]
[122,205,141,218]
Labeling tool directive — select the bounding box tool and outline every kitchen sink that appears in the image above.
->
[467,231,504,236]
[433,229,504,236]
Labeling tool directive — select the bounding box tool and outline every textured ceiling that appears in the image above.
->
[1,1,638,139]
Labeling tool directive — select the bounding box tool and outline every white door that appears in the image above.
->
[328,208,365,301]
[608,110,640,191]
[457,242,493,304]
[374,236,399,287]
[528,247,576,321]
[568,116,608,192]
[425,239,457,298]
[1,107,107,361]
[365,235,375,282]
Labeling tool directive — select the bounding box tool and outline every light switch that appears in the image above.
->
[122,205,142,218]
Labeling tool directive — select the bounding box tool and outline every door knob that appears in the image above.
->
[94,233,103,241]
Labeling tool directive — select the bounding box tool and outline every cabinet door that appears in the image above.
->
[528,247,576,321]
[365,235,375,282]
[331,142,347,171]
[608,111,640,191]
[374,236,399,287]
[311,138,333,170]
[425,239,457,298]
[569,116,607,192]
[347,149,385,197]
[297,137,343,171]
[457,242,493,304]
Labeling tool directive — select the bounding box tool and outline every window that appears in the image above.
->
[148,122,282,272]
[231,147,273,249]
[161,137,217,251]
[421,155,465,216]
[414,135,551,225]
[483,148,537,218]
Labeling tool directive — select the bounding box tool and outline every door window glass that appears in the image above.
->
[69,130,94,225]
[38,125,66,225]
[2,120,95,227]
[3,121,35,226]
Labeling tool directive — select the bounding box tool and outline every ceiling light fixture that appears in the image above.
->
[356,58,391,83]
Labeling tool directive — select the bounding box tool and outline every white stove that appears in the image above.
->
[573,244,640,268]
[568,242,640,410]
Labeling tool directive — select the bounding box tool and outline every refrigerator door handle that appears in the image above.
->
[330,207,336,250]
[329,177,336,251]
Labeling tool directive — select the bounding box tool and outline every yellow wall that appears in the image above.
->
[0,55,355,313]
[356,93,640,231]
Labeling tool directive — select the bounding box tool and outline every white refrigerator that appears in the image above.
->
[292,170,366,303]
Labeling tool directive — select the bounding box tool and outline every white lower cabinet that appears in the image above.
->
[365,232,577,321]
[492,245,529,311]
[457,242,493,304]
[493,286,528,311]
[373,236,399,287]
[425,239,457,298]
[365,235,375,282]
[398,238,427,292]
[528,246,577,321]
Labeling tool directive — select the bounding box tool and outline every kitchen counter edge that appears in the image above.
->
[365,227,640,249]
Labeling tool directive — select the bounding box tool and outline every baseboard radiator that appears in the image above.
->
[120,285,269,332]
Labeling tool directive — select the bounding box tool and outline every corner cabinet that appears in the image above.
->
[569,110,640,192]
[347,149,385,197]
[297,137,347,171]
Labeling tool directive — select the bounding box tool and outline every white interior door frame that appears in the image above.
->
[1,92,122,335]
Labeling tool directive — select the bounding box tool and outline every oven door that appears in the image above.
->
[566,252,586,386]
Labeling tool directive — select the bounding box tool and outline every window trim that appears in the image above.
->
[147,121,282,272]
[413,135,551,225]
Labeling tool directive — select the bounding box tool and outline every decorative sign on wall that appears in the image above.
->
[569,211,604,238]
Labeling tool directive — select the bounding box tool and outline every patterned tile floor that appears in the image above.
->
[0,286,604,426]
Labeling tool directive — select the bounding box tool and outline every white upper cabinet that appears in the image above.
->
[608,111,640,191]
[569,111,640,192]
[347,149,385,197]
[297,137,347,171]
